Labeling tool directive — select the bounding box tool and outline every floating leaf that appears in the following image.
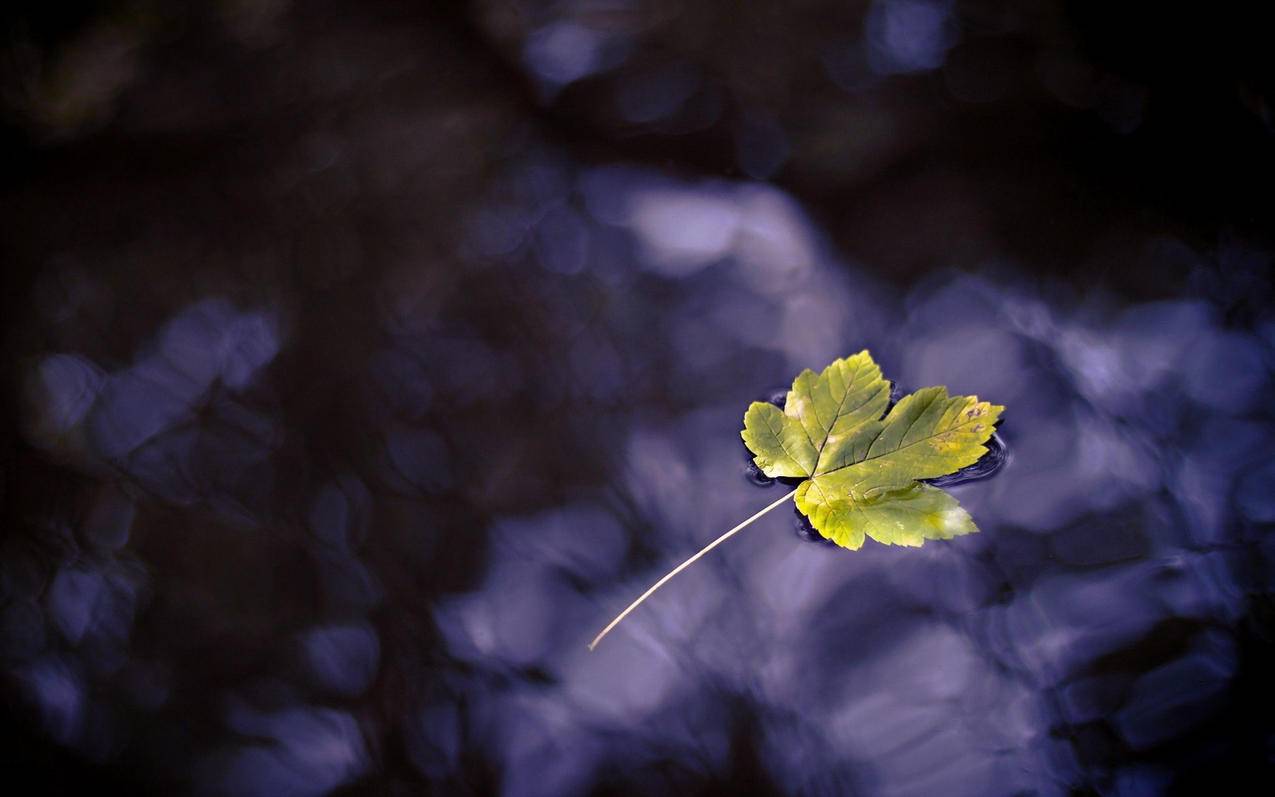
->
[743,353,1001,548]
[589,350,1002,649]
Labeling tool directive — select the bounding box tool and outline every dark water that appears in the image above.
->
[3,2,1275,795]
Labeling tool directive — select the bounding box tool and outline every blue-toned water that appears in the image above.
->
[3,2,1274,795]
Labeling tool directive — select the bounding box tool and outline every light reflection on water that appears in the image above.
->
[8,148,1273,795]
[5,2,1275,790]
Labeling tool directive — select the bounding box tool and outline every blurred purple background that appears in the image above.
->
[2,1,1274,794]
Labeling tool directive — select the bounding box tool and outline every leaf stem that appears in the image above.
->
[588,487,799,651]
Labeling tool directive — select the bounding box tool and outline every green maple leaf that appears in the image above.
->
[741,350,1002,549]
[589,350,1003,650]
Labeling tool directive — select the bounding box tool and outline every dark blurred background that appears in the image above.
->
[3,1,1274,795]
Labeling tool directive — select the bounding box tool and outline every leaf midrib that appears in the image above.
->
[809,400,989,490]
[805,362,881,474]
[762,405,815,475]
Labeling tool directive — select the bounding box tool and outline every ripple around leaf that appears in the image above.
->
[792,506,837,546]
[743,458,776,486]
[924,431,1008,488]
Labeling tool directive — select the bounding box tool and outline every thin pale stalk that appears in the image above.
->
[588,487,799,651]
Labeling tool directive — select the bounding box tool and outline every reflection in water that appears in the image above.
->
[11,156,1271,793]
[4,2,1274,795]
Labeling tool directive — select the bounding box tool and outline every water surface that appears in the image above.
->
[3,2,1274,795]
